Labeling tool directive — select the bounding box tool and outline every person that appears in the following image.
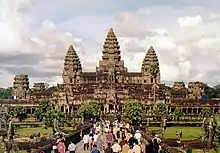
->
[68,141,76,153]
[146,139,154,153]
[83,133,90,150]
[128,145,133,153]
[152,134,161,144]
[129,135,136,148]
[52,142,58,153]
[134,130,142,144]
[126,131,132,142]
[106,131,114,145]
[90,138,95,150]
[96,135,103,151]
[133,140,141,153]
[116,126,120,139]
[91,144,100,153]
[57,139,66,153]
[111,139,121,153]
[179,131,183,138]
[94,132,99,143]
[119,138,126,148]
[105,142,113,153]
[140,139,146,153]
[175,131,178,137]
[122,140,130,153]
[153,138,160,153]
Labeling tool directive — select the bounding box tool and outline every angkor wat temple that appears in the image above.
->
[1,28,220,116]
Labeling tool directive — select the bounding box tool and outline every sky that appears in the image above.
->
[0,0,220,87]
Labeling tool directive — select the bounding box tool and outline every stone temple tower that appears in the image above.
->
[96,28,127,83]
[141,46,160,84]
[12,74,29,99]
[62,45,82,84]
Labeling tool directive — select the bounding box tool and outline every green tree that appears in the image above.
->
[12,107,28,122]
[150,63,159,103]
[213,116,220,152]
[76,102,101,122]
[42,108,65,134]
[170,108,184,121]
[122,100,144,125]
[33,100,53,121]
[33,100,65,134]
[153,103,168,120]
[200,107,214,118]
[0,88,12,99]
[204,84,220,99]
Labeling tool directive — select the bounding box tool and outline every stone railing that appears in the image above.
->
[0,99,38,104]
[37,124,92,152]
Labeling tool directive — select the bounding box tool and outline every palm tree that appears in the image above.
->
[149,63,159,103]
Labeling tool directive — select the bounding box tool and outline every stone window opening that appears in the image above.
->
[151,78,153,83]
[70,78,73,83]
[144,80,146,83]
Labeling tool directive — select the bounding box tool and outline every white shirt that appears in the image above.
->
[96,126,100,132]
[111,143,121,152]
[52,145,57,150]
[152,137,161,143]
[83,135,90,143]
[126,123,129,129]
[134,133,142,139]
[94,134,99,142]
[133,145,141,153]
[68,143,76,151]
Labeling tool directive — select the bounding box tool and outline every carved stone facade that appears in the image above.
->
[8,28,220,116]
[52,28,165,113]
[12,74,29,99]
[12,76,51,102]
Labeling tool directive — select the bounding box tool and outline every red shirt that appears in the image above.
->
[106,133,114,142]
[57,142,66,153]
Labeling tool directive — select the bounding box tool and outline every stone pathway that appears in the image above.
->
[75,141,89,153]
[75,134,106,153]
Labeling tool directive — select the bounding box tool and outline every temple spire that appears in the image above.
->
[102,28,121,61]
[141,46,160,83]
[64,45,81,69]
[97,28,127,73]
[142,46,159,69]
[63,45,82,84]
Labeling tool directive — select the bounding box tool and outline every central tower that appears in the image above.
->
[96,28,127,83]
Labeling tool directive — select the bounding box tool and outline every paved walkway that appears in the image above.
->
[75,134,107,153]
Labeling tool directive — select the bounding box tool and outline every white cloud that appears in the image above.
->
[114,10,220,84]
[0,0,83,87]
[1,0,220,88]
[178,15,203,27]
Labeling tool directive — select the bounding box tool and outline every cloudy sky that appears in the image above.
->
[0,0,220,87]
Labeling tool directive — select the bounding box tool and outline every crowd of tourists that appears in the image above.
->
[50,133,76,153]
[48,119,165,153]
[85,120,164,153]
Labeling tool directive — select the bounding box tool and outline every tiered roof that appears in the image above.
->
[102,28,121,62]
[141,46,159,72]
[63,45,82,71]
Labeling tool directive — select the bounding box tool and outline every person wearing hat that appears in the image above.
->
[152,134,161,144]
[134,130,142,144]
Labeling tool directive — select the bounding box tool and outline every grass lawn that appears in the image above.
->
[148,126,220,153]
[15,126,75,138]
[148,126,202,140]
[15,127,52,138]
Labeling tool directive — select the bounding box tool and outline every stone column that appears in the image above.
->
[64,105,66,113]
[107,104,109,113]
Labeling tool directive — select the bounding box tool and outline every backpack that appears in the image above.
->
[91,149,100,153]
